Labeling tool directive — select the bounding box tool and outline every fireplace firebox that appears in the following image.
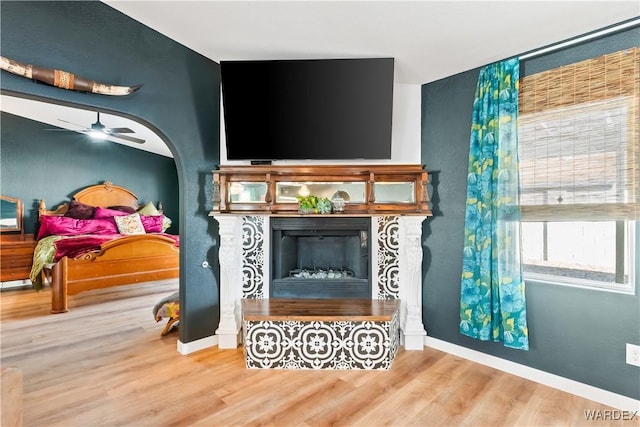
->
[270,217,371,299]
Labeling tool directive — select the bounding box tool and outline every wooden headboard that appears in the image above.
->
[38,182,140,217]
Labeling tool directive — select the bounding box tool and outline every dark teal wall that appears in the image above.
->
[421,27,640,399]
[1,1,221,344]
[1,112,178,235]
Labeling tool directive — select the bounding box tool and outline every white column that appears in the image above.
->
[213,215,243,348]
[398,215,427,350]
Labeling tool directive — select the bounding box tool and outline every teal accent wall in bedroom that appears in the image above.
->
[421,26,640,400]
[0,1,221,344]
[0,112,179,235]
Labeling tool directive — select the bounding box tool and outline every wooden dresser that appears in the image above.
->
[0,234,36,283]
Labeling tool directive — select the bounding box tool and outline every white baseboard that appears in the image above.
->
[424,336,640,412]
[177,335,218,355]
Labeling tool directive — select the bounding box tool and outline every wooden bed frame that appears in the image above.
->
[38,182,179,314]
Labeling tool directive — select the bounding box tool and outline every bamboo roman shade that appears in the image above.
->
[518,47,639,221]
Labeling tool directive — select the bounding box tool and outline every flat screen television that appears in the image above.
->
[220,58,394,161]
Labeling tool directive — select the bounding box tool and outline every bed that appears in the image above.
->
[32,181,179,314]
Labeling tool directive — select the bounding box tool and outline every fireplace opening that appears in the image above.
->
[271,217,371,299]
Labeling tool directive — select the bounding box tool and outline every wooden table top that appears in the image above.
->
[0,233,35,245]
[241,298,400,321]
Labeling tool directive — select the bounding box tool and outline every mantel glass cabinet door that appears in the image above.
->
[373,182,415,203]
[227,182,268,204]
[275,182,366,204]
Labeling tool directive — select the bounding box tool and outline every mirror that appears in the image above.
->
[0,195,23,233]
[275,182,366,203]
[374,182,415,203]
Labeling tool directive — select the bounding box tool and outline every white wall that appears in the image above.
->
[220,83,422,165]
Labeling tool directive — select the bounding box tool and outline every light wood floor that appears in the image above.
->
[0,280,630,427]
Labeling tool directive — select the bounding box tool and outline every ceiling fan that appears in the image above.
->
[46,112,145,144]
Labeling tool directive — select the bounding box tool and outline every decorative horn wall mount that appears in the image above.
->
[0,56,142,96]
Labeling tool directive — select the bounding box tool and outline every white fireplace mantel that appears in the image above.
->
[212,213,427,350]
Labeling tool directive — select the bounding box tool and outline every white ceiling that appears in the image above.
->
[2,1,639,158]
[0,95,173,157]
[105,1,639,85]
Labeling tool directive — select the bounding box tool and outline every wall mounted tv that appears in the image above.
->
[220,57,394,161]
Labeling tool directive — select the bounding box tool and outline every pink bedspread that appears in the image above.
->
[53,233,180,261]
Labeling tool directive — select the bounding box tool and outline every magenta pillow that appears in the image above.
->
[140,215,164,233]
[93,206,130,219]
[37,215,118,239]
[64,200,95,219]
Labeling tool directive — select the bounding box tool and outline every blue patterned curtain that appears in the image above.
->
[459,58,529,351]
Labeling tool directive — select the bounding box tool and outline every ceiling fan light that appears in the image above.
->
[88,130,107,140]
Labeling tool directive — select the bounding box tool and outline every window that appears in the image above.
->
[521,221,634,291]
[518,47,639,293]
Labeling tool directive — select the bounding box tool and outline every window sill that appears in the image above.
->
[524,273,635,295]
